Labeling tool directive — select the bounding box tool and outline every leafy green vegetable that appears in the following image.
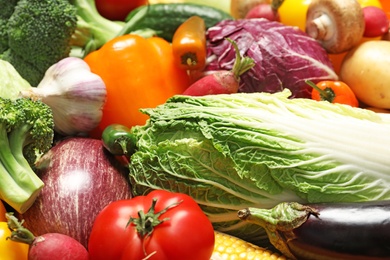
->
[127,90,390,245]
[0,97,54,214]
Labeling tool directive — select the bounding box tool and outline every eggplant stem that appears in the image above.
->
[237,202,318,260]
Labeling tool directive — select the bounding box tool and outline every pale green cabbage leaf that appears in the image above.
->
[0,60,31,99]
[128,90,390,245]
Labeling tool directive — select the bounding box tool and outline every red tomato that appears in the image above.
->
[95,0,148,21]
[88,190,215,260]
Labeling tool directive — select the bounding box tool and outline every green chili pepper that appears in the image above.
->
[101,124,135,156]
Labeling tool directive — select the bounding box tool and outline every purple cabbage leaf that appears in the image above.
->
[205,19,338,98]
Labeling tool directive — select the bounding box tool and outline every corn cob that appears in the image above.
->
[211,231,288,260]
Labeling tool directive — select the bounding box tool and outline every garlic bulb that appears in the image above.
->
[20,57,107,136]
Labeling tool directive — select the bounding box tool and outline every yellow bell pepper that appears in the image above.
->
[278,0,311,32]
[0,222,29,260]
[359,0,382,8]
[0,202,29,259]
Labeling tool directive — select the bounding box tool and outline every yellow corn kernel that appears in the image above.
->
[211,231,288,260]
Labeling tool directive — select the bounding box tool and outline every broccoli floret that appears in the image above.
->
[0,97,54,214]
[1,0,77,86]
[0,0,18,53]
[0,19,8,53]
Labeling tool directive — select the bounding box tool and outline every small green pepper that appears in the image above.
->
[101,124,135,156]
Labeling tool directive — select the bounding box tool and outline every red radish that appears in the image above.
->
[29,234,89,260]
[6,213,89,260]
[183,38,255,96]
[363,6,390,37]
[245,3,280,21]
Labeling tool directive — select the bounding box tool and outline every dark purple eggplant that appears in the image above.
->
[238,200,390,260]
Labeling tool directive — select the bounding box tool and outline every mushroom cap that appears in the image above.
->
[306,0,365,54]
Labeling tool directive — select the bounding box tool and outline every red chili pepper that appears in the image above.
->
[172,16,207,71]
[307,80,359,107]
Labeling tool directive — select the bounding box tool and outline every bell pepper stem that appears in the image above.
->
[6,212,36,245]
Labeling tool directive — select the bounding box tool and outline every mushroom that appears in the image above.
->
[306,0,365,54]
[230,0,270,19]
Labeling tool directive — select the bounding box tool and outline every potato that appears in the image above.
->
[340,40,390,109]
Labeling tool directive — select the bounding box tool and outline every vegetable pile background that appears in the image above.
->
[1,0,390,259]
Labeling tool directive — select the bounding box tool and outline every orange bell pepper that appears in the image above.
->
[84,34,191,138]
[172,16,207,71]
[379,0,390,19]
[0,201,6,222]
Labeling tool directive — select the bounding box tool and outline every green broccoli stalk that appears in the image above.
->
[70,0,124,56]
[69,0,150,57]
[0,0,78,86]
[0,97,54,214]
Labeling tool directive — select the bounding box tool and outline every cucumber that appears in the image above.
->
[122,3,233,42]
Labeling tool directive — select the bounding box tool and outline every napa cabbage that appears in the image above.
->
[127,90,390,245]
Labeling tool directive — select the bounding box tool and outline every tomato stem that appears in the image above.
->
[127,198,182,256]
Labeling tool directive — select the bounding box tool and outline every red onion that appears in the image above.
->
[19,137,132,248]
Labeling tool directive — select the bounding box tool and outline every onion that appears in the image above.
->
[19,137,132,248]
